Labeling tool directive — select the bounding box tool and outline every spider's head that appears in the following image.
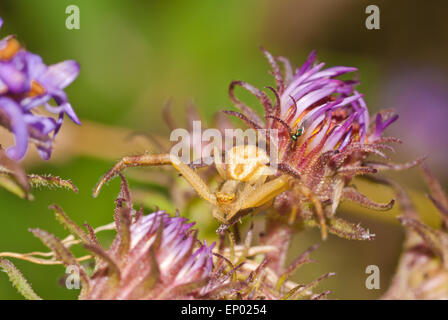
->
[215,191,236,204]
[225,145,272,183]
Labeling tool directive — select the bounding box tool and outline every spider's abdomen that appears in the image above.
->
[225,145,270,182]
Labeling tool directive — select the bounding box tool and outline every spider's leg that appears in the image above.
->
[297,184,327,240]
[213,146,227,179]
[288,205,298,225]
[225,175,290,222]
[251,199,274,217]
[171,155,218,205]
[212,208,228,224]
[242,175,290,209]
[93,153,171,197]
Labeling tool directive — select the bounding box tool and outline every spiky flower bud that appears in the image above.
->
[0,177,215,300]
[84,209,214,300]
[383,164,448,299]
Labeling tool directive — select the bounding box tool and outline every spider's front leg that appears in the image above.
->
[225,175,291,222]
[215,200,274,235]
[93,153,171,197]
[295,183,328,240]
[241,175,291,210]
[212,208,228,224]
[170,156,218,205]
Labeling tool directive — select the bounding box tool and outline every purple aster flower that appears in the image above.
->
[127,211,214,290]
[226,48,419,239]
[0,17,80,160]
[81,209,215,300]
[0,176,215,300]
[227,49,386,165]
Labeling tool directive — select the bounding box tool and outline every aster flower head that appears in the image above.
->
[226,48,421,239]
[0,177,214,300]
[0,17,80,160]
[232,48,398,169]
[85,210,214,300]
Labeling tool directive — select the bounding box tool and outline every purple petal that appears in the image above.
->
[0,61,28,93]
[61,102,81,124]
[44,102,81,125]
[350,92,369,141]
[42,60,80,89]
[0,97,29,160]
[296,50,317,77]
[24,114,57,135]
[36,146,52,160]
[308,66,357,81]
[0,78,7,93]
[324,113,356,151]
[24,52,47,79]
[293,83,340,116]
[304,94,360,126]
[374,113,399,139]
[22,94,51,110]
[285,62,326,98]
[338,127,353,150]
[288,77,332,104]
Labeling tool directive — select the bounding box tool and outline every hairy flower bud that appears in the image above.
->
[382,164,448,299]
[84,210,215,300]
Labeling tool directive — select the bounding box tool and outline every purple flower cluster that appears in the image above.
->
[0,17,80,160]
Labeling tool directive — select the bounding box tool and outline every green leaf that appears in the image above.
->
[0,174,29,199]
[304,216,375,240]
[342,186,395,211]
[28,174,78,193]
[49,204,92,244]
[0,171,77,199]
[29,228,89,288]
[0,259,42,300]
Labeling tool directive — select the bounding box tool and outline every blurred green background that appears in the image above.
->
[0,0,447,299]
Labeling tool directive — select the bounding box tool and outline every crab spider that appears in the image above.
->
[93,145,292,232]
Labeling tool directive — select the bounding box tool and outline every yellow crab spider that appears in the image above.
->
[93,145,291,231]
